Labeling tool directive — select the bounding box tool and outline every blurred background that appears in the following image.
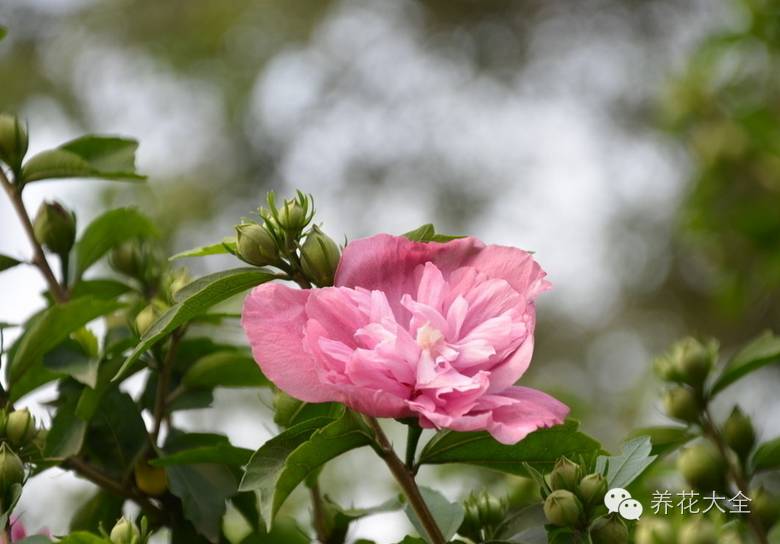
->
[2,0,780,541]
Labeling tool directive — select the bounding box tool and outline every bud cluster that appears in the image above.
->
[234,192,342,287]
[108,516,150,544]
[0,409,40,512]
[458,490,508,541]
[654,337,716,389]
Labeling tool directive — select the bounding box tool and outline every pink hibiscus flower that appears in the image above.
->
[242,234,568,444]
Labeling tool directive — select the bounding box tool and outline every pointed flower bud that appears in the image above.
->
[548,457,582,492]
[677,443,726,491]
[636,518,675,544]
[723,407,755,459]
[135,304,163,337]
[658,338,715,387]
[577,473,607,506]
[0,114,28,173]
[0,443,25,495]
[33,201,76,256]
[110,517,140,544]
[543,489,582,527]
[5,408,37,447]
[300,226,340,287]
[235,223,281,267]
[590,515,628,544]
[663,386,700,423]
[678,517,717,544]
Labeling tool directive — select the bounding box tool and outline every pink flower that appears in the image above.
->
[242,234,568,444]
[2,517,48,543]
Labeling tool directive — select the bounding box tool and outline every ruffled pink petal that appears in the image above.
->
[241,283,335,403]
[480,386,569,444]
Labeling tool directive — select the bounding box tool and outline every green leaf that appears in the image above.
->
[403,486,464,542]
[115,268,277,380]
[0,254,21,273]
[57,532,110,544]
[711,331,780,395]
[21,136,145,184]
[7,298,121,385]
[152,443,253,467]
[752,436,780,472]
[402,224,463,243]
[0,483,22,530]
[45,397,88,460]
[238,518,311,544]
[167,463,237,543]
[16,537,54,544]
[418,420,601,475]
[0,26,6,41]
[596,436,656,489]
[182,350,269,389]
[74,207,158,277]
[627,426,695,456]
[494,504,548,543]
[43,339,99,388]
[171,238,237,260]
[240,411,373,528]
[71,279,132,299]
[69,490,125,533]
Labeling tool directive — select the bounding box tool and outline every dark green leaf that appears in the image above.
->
[711,332,780,395]
[628,426,695,456]
[43,339,98,388]
[0,254,21,273]
[418,420,601,475]
[152,443,253,467]
[752,436,780,472]
[7,298,121,385]
[404,486,464,542]
[238,518,311,544]
[71,279,132,299]
[182,351,269,389]
[74,207,158,277]
[69,490,124,533]
[115,268,276,380]
[494,504,548,543]
[0,483,22,529]
[21,136,145,184]
[596,436,656,489]
[170,238,237,260]
[166,463,237,543]
[232,492,261,531]
[45,396,88,460]
[241,411,373,528]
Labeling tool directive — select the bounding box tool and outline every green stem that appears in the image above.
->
[405,423,423,472]
[365,417,446,544]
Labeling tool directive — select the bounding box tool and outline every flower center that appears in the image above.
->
[416,322,444,352]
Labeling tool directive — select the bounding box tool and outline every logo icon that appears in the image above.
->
[605,487,644,520]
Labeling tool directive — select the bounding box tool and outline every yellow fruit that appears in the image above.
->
[134,460,167,496]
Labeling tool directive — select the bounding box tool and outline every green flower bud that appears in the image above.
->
[235,223,281,267]
[0,443,25,494]
[590,515,628,544]
[664,337,715,387]
[278,198,310,233]
[33,201,76,256]
[110,517,140,544]
[543,489,582,527]
[135,304,162,337]
[548,457,582,492]
[459,491,508,540]
[5,408,37,447]
[723,407,755,459]
[109,240,164,286]
[678,517,717,544]
[0,114,28,173]
[110,241,143,277]
[663,386,700,423]
[300,226,341,287]
[577,473,607,506]
[635,518,675,544]
[752,487,780,531]
[677,443,726,491]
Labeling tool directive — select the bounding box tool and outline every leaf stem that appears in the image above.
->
[365,417,446,544]
[308,480,329,543]
[0,168,69,303]
[151,329,184,444]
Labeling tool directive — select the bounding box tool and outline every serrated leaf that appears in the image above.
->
[752,436,780,472]
[597,436,656,489]
[74,207,158,277]
[418,420,601,475]
[170,238,237,260]
[404,486,464,542]
[240,411,373,528]
[711,331,780,395]
[152,443,253,467]
[627,426,695,456]
[167,462,237,542]
[0,254,21,273]
[7,298,121,385]
[21,136,145,184]
[182,350,269,389]
[115,267,277,381]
